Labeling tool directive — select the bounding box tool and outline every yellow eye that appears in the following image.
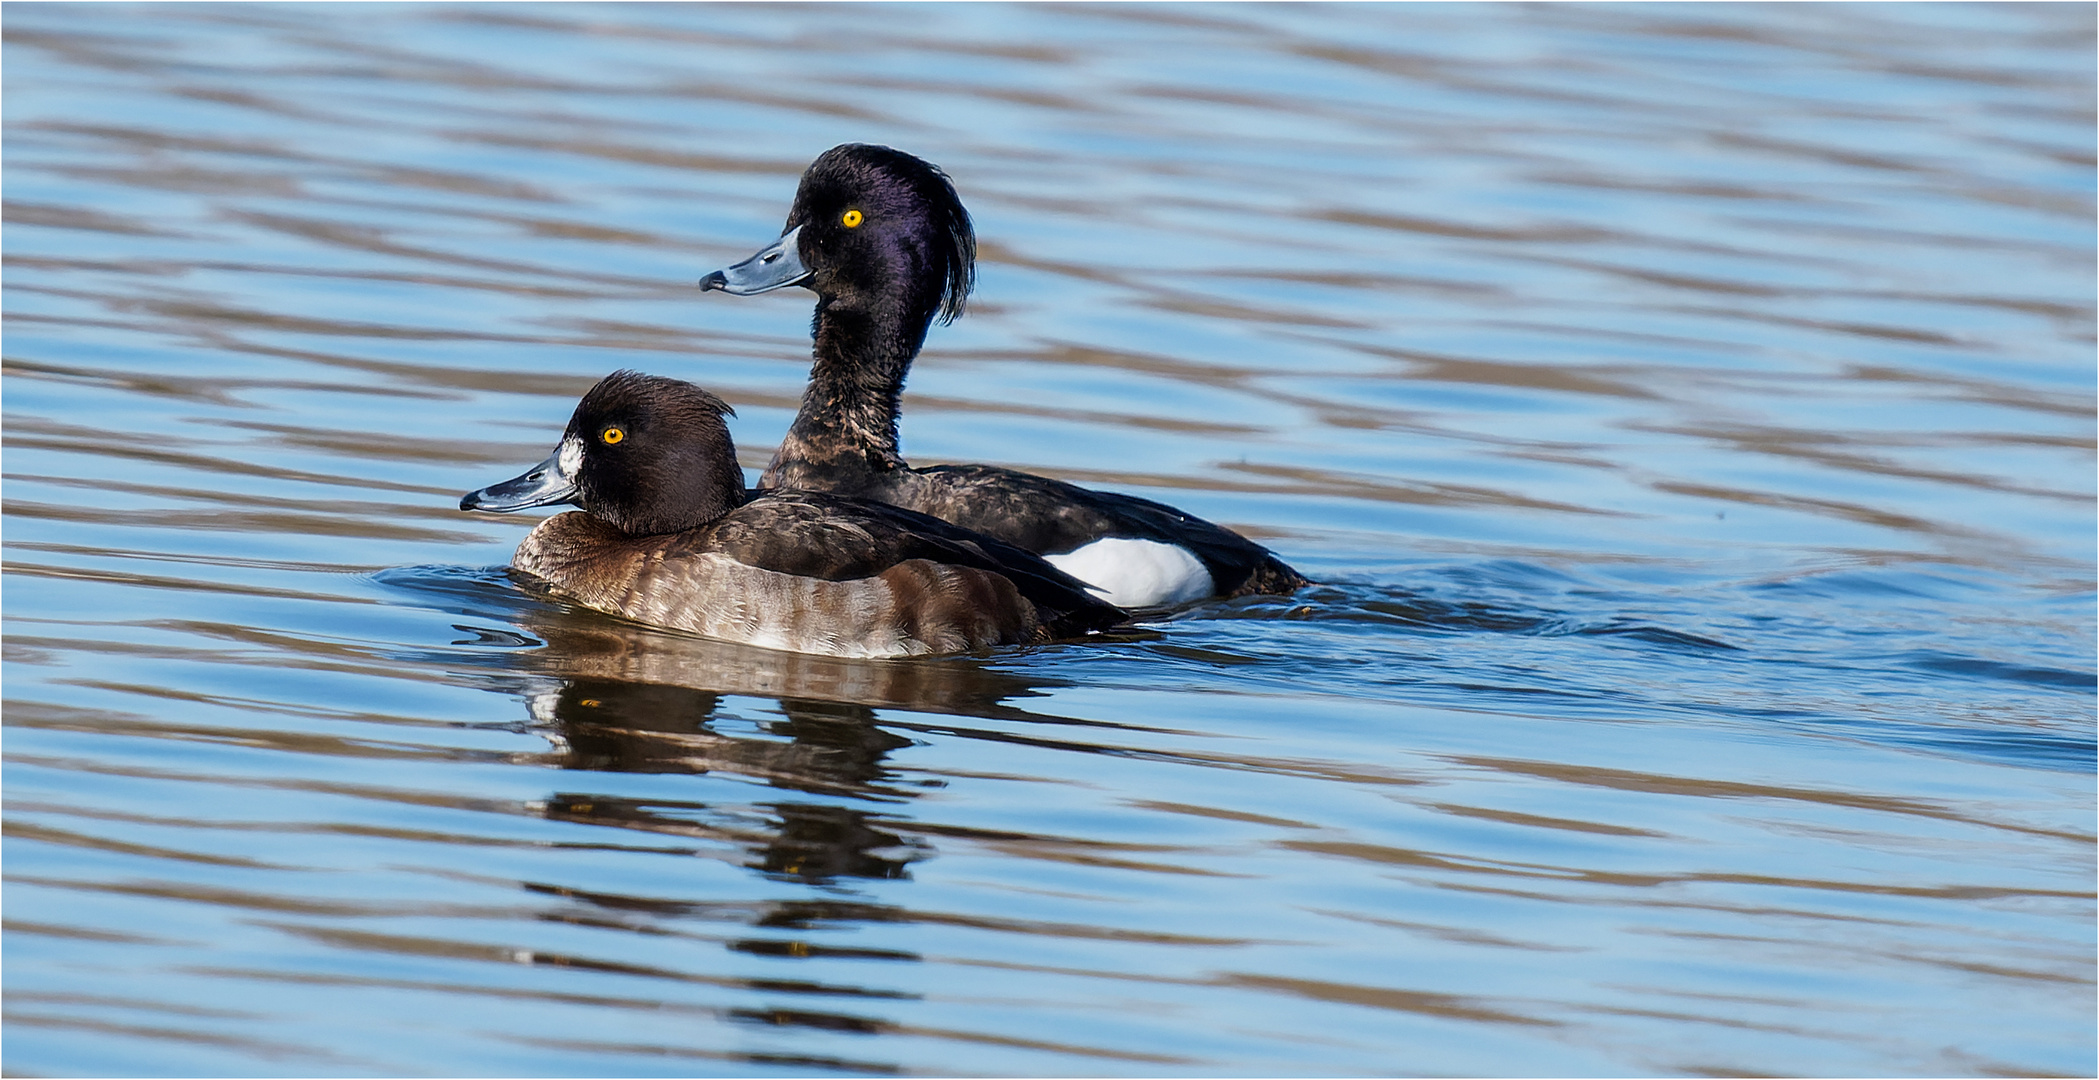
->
[841,209,863,228]
[601,426,624,445]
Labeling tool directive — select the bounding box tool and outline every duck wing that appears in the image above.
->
[868,464,1308,599]
[692,490,1127,634]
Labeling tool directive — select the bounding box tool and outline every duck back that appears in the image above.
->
[804,462,1309,606]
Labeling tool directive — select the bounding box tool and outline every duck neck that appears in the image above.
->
[762,296,930,489]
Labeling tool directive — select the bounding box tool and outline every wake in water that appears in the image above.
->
[1157,560,2095,773]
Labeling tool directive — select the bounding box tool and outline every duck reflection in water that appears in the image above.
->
[393,579,1102,886]
[377,562,1177,1054]
[386,559,1155,930]
[535,676,923,883]
[496,617,969,1046]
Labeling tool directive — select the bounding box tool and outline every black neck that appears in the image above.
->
[761,295,932,489]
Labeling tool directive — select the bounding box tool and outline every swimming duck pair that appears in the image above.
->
[464,144,1308,657]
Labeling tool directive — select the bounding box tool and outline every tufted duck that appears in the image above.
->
[461,370,1127,657]
[700,143,1310,609]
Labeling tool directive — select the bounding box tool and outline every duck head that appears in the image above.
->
[701,143,976,334]
[461,371,747,537]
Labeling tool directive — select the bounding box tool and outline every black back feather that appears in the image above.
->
[872,464,1304,598]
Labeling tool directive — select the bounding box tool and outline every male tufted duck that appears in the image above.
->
[460,370,1126,657]
[700,143,1310,610]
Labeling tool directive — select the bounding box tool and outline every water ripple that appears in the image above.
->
[5,3,2092,1077]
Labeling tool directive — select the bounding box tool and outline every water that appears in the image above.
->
[5,3,2093,1075]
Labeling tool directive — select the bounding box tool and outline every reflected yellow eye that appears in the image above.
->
[841,209,863,228]
[601,426,624,445]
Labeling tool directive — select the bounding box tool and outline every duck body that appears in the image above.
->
[765,453,1301,609]
[702,143,1310,610]
[462,371,1125,658]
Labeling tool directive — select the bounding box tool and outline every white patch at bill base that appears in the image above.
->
[556,435,585,481]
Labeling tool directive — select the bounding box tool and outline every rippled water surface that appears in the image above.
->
[5,3,2094,1075]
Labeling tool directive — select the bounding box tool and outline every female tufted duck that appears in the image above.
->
[460,370,1126,657]
[700,143,1310,610]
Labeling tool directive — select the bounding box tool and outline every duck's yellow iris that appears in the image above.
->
[602,427,624,445]
[842,209,863,228]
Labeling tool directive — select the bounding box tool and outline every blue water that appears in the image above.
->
[5,3,2093,1075]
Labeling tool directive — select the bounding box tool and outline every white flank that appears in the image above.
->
[1044,537,1213,609]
